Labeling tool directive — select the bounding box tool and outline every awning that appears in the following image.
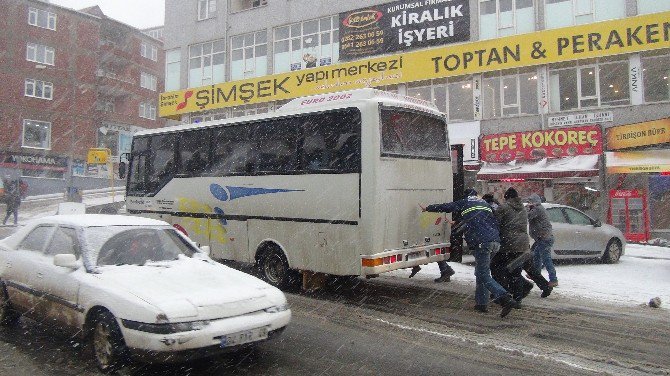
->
[478,155,600,180]
[605,150,670,174]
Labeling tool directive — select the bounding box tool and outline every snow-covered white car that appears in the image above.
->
[0,215,291,372]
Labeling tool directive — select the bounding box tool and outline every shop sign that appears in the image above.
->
[480,125,602,163]
[610,189,643,198]
[606,118,670,150]
[548,111,613,127]
[338,0,470,61]
[0,152,68,171]
[159,11,670,117]
[605,150,670,174]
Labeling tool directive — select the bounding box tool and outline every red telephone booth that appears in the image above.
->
[608,189,650,243]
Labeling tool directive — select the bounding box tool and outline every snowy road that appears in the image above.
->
[0,197,669,374]
[0,277,668,375]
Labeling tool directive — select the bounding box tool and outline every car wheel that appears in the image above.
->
[258,247,299,290]
[92,311,129,373]
[602,239,622,264]
[0,284,20,326]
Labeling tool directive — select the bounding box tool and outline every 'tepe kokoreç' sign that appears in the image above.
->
[480,125,603,163]
[339,0,470,60]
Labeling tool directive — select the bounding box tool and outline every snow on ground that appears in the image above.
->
[8,193,670,310]
[388,244,670,310]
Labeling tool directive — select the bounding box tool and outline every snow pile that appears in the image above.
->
[647,238,670,248]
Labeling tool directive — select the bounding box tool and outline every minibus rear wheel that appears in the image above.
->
[258,246,300,290]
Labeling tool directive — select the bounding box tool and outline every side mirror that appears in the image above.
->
[54,254,80,269]
[592,219,602,227]
[118,161,127,179]
[200,245,211,257]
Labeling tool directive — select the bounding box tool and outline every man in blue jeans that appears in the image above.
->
[527,194,558,287]
[421,189,519,317]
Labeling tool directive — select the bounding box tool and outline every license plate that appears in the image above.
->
[220,327,269,348]
[407,251,425,261]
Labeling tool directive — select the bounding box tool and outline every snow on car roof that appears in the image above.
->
[32,214,170,228]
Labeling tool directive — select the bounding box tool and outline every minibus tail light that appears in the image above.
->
[362,258,383,267]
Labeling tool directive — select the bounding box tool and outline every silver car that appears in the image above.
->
[543,203,626,263]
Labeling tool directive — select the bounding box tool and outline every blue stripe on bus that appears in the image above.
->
[210,184,304,202]
[128,210,358,226]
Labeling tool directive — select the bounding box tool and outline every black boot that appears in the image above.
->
[498,294,520,318]
[515,281,534,302]
[434,268,455,283]
[408,266,421,278]
[474,305,488,313]
[541,286,553,298]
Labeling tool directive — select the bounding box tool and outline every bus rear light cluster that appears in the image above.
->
[362,255,402,267]
[433,247,449,255]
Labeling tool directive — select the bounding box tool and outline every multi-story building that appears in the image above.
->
[161,0,670,240]
[0,0,164,195]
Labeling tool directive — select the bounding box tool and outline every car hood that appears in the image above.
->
[93,258,278,321]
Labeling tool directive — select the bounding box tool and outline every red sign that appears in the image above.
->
[480,125,603,163]
[609,189,643,198]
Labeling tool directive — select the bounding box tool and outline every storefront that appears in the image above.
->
[477,125,604,217]
[0,152,68,180]
[605,118,670,241]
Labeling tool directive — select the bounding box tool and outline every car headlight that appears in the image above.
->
[122,319,211,334]
[264,303,290,313]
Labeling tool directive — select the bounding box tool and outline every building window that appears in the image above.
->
[230,0,268,13]
[545,0,626,29]
[98,128,119,157]
[25,79,53,100]
[406,78,474,122]
[28,7,56,30]
[642,51,670,103]
[549,59,630,112]
[144,28,163,40]
[198,0,217,20]
[139,102,157,120]
[483,69,539,118]
[96,101,115,112]
[165,49,181,91]
[189,40,225,87]
[449,79,475,121]
[140,72,157,91]
[191,111,228,124]
[273,16,339,74]
[479,0,535,40]
[231,31,267,80]
[231,103,269,117]
[22,119,51,149]
[141,42,158,61]
[26,43,55,65]
[638,0,670,15]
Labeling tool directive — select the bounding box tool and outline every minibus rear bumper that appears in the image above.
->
[360,243,450,276]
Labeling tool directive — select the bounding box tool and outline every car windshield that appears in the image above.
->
[82,226,198,266]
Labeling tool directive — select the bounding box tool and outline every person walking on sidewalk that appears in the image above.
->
[2,180,21,226]
[420,188,519,317]
[491,187,535,304]
[528,193,558,288]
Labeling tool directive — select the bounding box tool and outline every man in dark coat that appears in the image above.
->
[2,180,21,226]
[421,188,519,317]
[491,187,535,303]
